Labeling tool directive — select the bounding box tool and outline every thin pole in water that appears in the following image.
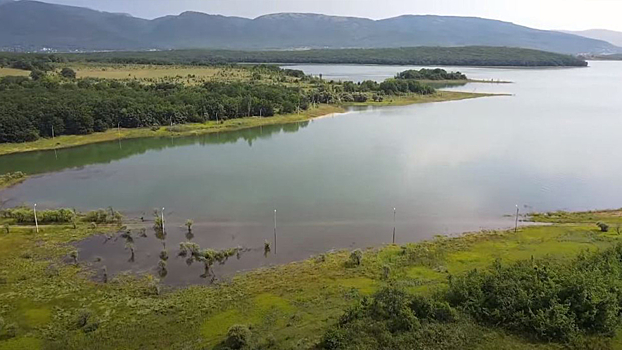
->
[34,203,39,233]
[274,209,277,255]
[392,208,396,244]
[515,205,519,233]
[52,126,58,159]
[161,208,165,229]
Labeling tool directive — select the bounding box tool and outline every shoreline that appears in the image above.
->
[0,91,495,157]
[1,207,621,348]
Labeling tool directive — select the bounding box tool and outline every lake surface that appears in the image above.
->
[1,61,621,285]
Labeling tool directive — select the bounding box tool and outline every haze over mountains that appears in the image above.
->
[0,0,620,54]
[561,29,622,48]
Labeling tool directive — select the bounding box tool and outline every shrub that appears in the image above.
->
[320,287,462,350]
[1,207,75,224]
[348,249,363,267]
[225,324,252,349]
[446,251,622,342]
[60,67,77,79]
[597,222,609,232]
[84,208,122,224]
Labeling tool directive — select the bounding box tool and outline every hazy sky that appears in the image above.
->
[36,0,622,31]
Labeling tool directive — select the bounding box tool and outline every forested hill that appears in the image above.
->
[63,47,588,67]
[0,0,619,54]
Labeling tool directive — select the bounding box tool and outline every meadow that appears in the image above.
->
[2,208,622,349]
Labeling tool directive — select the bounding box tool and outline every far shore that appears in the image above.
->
[0,91,498,157]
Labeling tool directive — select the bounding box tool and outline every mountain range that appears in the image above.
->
[0,0,620,54]
[560,29,622,48]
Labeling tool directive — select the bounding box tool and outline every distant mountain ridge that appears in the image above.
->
[0,0,620,54]
[560,29,622,47]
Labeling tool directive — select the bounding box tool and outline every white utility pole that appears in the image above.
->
[392,208,396,244]
[34,203,39,233]
[273,209,277,255]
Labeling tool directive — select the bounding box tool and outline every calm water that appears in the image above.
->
[1,61,621,284]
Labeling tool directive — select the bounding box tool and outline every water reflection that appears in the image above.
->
[79,218,258,285]
[0,121,310,175]
[5,62,622,285]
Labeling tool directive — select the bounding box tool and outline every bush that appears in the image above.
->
[320,287,463,350]
[348,249,363,267]
[60,67,77,79]
[446,250,622,342]
[83,208,122,224]
[597,222,609,232]
[225,324,252,349]
[1,207,75,224]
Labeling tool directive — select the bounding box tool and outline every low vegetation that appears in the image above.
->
[2,208,622,349]
[0,171,26,190]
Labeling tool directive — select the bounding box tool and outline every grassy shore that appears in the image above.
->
[1,208,622,349]
[0,91,492,157]
[0,172,27,190]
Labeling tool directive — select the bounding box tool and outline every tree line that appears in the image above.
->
[0,52,66,72]
[0,69,440,143]
[56,46,588,67]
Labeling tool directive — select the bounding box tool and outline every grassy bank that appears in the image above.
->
[2,208,622,349]
[0,172,27,190]
[0,91,491,156]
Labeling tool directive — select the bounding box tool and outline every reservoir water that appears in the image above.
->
[1,61,621,284]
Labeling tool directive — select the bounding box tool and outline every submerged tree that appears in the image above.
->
[157,259,168,278]
[264,240,271,257]
[126,243,135,263]
[69,250,79,265]
[186,219,193,233]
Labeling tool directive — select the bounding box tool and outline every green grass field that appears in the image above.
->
[70,64,254,83]
[0,68,30,77]
[1,208,622,349]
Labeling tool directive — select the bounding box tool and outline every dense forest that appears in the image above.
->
[0,52,66,71]
[56,46,588,67]
[0,69,436,143]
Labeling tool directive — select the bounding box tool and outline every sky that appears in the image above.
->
[34,0,622,32]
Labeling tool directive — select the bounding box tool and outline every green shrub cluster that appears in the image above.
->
[396,68,467,80]
[323,245,622,348]
[1,207,75,224]
[447,247,622,342]
[83,208,122,224]
[320,287,471,350]
[0,53,65,72]
[0,171,25,185]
